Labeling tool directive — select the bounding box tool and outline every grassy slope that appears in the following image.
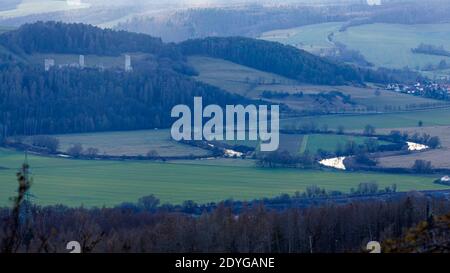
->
[260,22,450,76]
[0,148,446,207]
[188,55,297,96]
[336,23,450,71]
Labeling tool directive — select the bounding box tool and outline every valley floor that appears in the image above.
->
[0,147,447,207]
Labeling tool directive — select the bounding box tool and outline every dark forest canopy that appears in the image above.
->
[0,21,180,58]
[0,64,245,138]
[179,37,364,85]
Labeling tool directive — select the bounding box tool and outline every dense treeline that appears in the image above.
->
[0,64,245,138]
[1,192,449,253]
[412,43,450,58]
[180,37,364,85]
[0,21,181,58]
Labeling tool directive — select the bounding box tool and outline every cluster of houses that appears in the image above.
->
[386,82,450,100]
[44,54,133,72]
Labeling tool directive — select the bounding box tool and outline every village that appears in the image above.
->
[386,81,450,100]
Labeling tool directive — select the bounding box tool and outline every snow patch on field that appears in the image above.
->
[224,149,243,158]
[406,142,429,151]
[319,157,346,170]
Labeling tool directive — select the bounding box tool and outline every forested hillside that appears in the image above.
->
[0,21,180,58]
[0,21,420,139]
[180,37,364,85]
[0,64,244,138]
[0,22,249,139]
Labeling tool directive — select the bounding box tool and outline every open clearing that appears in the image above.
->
[0,148,446,207]
[188,55,297,96]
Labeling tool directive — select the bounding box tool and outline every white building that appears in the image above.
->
[125,54,133,72]
[44,59,55,71]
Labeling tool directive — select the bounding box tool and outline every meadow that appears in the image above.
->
[260,22,450,76]
[336,23,450,72]
[42,129,211,157]
[188,55,297,96]
[0,148,446,207]
[299,134,388,154]
[277,133,387,155]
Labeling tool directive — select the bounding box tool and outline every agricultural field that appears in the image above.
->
[31,129,211,157]
[281,107,450,132]
[299,134,389,154]
[377,149,450,169]
[376,126,450,169]
[0,148,447,207]
[260,22,450,77]
[277,133,390,155]
[337,23,450,72]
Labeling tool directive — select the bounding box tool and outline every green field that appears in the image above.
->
[279,133,389,154]
[336,23,450,72]
[0,148,446,207]
[301,134,388,154]
[282,107,450,131]
[188,55,297,96]
[32,129,211,157]
[260,22,450,76]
